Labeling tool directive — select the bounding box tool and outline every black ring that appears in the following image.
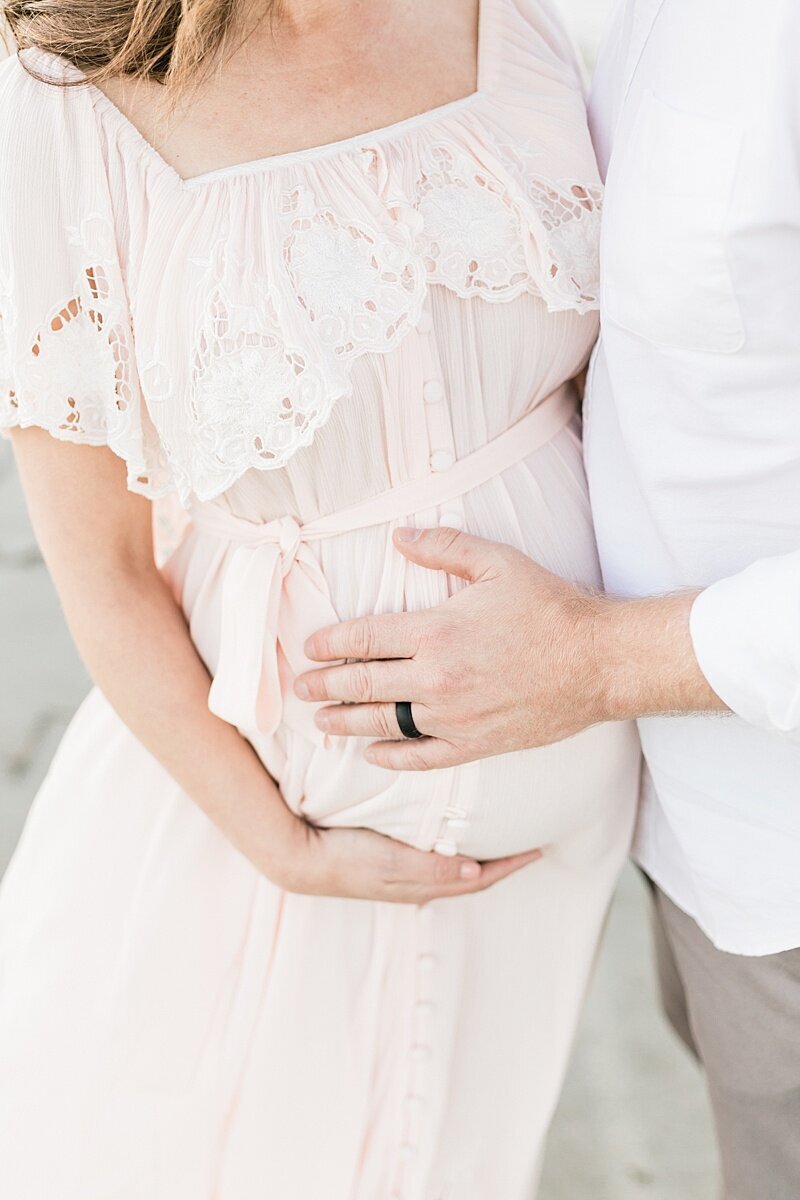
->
[395,701,423,739]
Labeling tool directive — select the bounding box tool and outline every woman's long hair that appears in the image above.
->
[2,0,264,88]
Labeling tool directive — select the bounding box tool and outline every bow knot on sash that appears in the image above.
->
[189,508,341,745]
[187,383,577,748]
[276,516,303,569]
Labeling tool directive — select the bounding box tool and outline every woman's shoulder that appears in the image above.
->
[488,0,587,94]
[0,46,83,107]
[0,49,96,181]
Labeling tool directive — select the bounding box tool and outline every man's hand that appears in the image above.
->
[295,526,727,771]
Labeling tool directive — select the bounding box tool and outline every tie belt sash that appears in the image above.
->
[189,384,577,744]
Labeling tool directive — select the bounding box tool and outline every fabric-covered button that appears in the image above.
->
[429,450,454,473]
[433,838,458,857]
[444,804,467,819]
[439,510,463,529]
[423,380,444,405]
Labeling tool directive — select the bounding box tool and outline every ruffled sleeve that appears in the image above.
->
[0,52,172,497]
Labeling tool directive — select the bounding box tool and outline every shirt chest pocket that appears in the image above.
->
[602,89,745,354]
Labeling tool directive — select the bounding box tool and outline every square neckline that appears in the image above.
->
[27,0,489,191]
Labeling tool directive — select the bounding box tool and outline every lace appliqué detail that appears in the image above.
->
[29,273,130,435]
[188,280,331,491]
[527,178,603,311]
[281,186,425,357]
[412,145,602,313]
[416,146,531,298]
[2,139,602,502]
[0,214,170,495]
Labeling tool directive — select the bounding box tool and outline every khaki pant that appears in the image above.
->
[649,883,800,1200]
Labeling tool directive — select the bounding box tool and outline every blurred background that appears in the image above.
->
[0,3,719,1196]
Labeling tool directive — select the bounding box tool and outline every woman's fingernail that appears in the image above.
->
[315,710,330,730]
[294,679,310,700]
[460,861,481,880]
[395,526,422,543]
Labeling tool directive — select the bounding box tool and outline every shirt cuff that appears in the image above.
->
[689,553,800,738]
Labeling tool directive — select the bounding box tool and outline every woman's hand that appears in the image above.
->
[271,816,542,904]
[11,431,541,906]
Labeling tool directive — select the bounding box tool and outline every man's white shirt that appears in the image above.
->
[586,0,800,955]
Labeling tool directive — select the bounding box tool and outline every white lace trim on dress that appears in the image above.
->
[0,38,602,503]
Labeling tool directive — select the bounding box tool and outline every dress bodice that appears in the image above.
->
[0,0,602,512]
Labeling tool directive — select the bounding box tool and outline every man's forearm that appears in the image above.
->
[593,591,728,722]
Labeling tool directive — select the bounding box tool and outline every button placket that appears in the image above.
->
[391,907,438,1200]
[390,790,472,1197]
[391,785,469,1198]
[416,323,456,487]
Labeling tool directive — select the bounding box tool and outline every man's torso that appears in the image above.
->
[585,0,800,955]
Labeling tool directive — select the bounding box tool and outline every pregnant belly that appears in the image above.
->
[288,720,640,863]
[269,441,639,861]
[171,429,640,861]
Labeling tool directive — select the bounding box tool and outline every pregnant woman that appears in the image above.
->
[0,1,639,1196]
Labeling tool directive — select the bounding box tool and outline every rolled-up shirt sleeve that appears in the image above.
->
[690,551,800,739]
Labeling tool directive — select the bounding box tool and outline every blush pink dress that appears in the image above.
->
[0,4,640,1198]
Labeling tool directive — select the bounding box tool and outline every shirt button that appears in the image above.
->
[430,450,454,473]
[423,380,445,405]
[439,510,463,530]
[417,309,434,335]
[433,838,458,857]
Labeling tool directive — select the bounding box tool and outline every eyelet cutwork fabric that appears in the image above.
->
[527,178,603,310]
[0,12,603,504]
[415,146,531,298]
[281,186,425,357]
[0,214,170,495]
[187,279,332,494]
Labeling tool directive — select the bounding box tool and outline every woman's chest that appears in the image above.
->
[108,88,602,504]
[220,291,594,523]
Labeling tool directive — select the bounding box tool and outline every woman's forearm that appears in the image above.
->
[62,557,297,879]
[10,433,533,904]
[9,434,294,880]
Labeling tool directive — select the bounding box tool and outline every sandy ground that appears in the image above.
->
[0,4,720,1195]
